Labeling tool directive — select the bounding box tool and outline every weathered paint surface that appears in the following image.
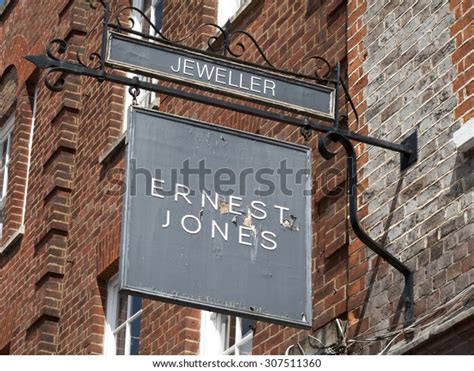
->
[107,32,335,121]
[120,108,312,328]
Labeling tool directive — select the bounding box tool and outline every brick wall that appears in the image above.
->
[346,0,473,354]
[0,0,127,354]
[450,0,472,124]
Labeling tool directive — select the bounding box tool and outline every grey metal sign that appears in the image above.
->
[120,107,312,328]
[106,32,335,121]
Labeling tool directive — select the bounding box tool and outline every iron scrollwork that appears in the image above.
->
[43,38,68,92]
[89,0,108,10]
[110,6,278,70]
[39,37,105,91]
[304,55,332,79]
[108,5,339,79]
[76,51,104,70]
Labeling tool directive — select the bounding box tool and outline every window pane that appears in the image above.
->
[1,139,10,168]
[228,316,236,348]
[0,139,5,167]
[237,339,252,355]
[241,318,254,337]
[142,0,151,11]
[154,0,164,30]
[140,0,152,33]
[116,293,128,327]
[130,316,141,355]
[217,0,245,26]
[130,296,142,315]
[115,326,126,355]
[141,18,150,34]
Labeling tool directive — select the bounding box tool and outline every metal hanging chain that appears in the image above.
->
[300,118,313,142]
[128,77,141,105]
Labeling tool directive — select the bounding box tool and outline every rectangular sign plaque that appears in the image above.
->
[121,108,312,328]
[106,32,335,121]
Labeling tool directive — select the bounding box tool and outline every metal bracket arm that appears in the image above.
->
[319,132,414,326]
[24,53,417,162]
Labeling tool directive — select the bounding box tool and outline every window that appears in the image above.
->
[200,311,254,355]
[0,114,14,240]
[0,0,13,17]
[103,275,142,355]
[134,0,164,37]
[23,85,38,226]
[217,0,247,26]
[123,0,164,113]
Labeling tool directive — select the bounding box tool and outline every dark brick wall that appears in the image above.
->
[345,0,473,354]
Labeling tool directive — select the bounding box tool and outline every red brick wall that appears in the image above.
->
[345,0,370,345]
[0,0,127,354]
[450,0,473,123]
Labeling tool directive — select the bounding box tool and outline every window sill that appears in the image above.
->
[453,119,474,154]
[388,306,474,354]
[98,132,128,166]
[0,225,25,255]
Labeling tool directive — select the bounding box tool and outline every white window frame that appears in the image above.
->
[23,85,38,226]
[200,311,253,355]
[121,0,163,132]
[0,114,14,240]
[103,274,143,355]
[0,114,14,200]
[217,0,247,26]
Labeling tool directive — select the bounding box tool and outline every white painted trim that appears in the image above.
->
[0,225,24,255]
[103,274,120,355]
[103,274,143,355]
[217,0,250,26]
[199,311,222,355]
[200,312,253,355]
[22,85,38,225]
[124,298,132,355]
[0,114,14,201]
[453,119,474,153]
[0,113,15,241]
[222,331,253,355]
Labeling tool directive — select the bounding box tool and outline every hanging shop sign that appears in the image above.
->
[25,3,419,327]
[120,107,312,328]
[106,32,335,121]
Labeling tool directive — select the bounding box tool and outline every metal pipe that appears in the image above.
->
[319,132,414,326]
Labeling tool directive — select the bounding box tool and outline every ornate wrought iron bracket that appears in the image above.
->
[24,0,417,327]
